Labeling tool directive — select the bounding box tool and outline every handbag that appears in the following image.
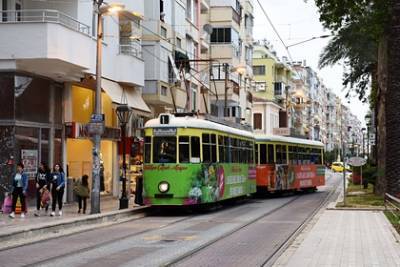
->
[1,194,12,214]
[41,189,50,208]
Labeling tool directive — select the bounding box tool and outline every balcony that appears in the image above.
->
[274,82,286,99]
[0,9,144,86]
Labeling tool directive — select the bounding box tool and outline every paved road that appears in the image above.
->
[0,170,339,267]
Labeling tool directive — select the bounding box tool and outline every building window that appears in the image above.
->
[253,65,266,75]
[186,0,192,20]
[161,26,167,38]
[160,0,165,21]
[161,85,168,96]
[211,28,232,43]
[191,84,197,111]
[253,113,262,130]
[176,37,182,49]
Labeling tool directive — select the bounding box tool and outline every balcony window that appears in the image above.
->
[161,86,168,96]
[253,113,262,130]
[253,65,266,76]
[161,26,167,38]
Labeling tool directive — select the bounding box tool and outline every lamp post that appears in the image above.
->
[361,127,366,158]
[90,1,137,214]
[116,104,133,209]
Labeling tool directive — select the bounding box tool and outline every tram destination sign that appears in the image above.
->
[153,128,177,136]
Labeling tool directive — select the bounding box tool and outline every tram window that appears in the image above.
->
[255,144,259,164]
[225,137,231,163]
[179,136,189,163]
[191,136,200,163]
[144,136,151,163]
[250,142,254,164]
[202,133,211,163]
[260,144,267,164]
[153,137,176,163]
[218,135,225,163]
[203,134,210,143]
[210,134,217,162]
[267,144,274,164]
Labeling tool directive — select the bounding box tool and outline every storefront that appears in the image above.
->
[0,73,63,202]
[65,83,120,197]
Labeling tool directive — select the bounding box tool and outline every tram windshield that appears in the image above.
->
[153,137,177,163]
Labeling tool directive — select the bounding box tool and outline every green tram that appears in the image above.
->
[143,113,256,206]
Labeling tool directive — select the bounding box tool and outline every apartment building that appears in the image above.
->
[251,40,292,135]
[142,0,211,116]
[208,0,255,125]
[0,0,149,199]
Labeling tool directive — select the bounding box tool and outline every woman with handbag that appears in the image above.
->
[74,175,90,214]
[34,162,51,216]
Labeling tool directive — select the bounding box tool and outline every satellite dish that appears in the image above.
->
[203,24,213,35]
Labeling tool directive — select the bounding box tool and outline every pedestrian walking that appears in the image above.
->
[134,170,144,206]
[34,162,51,216]
[9,163,28,219]
[50,163,65,217]
[74,175,90,214]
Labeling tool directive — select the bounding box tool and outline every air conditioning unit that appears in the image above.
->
[255,82,266,92]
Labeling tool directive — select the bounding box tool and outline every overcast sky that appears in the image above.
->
[253,0,368,126]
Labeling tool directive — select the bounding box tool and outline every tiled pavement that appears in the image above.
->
[274,208,400,266]
[0,195,139,235]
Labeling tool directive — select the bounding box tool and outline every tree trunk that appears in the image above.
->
[375,37,387,195]
[385,2,400,197]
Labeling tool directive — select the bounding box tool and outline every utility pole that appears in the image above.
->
[90,0,104,214]
[340,107,346,206]
[224,63,229,117]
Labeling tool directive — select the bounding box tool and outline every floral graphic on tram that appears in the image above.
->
[185,163,225,205]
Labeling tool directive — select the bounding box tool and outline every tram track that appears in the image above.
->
[164,194,302,267]
[24,198,259,266]
[168,176,340,267]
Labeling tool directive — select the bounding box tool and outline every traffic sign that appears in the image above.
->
[90,113,105,123]
[348,157,367,167]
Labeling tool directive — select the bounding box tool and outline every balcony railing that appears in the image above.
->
[119,41,142,59]
[0,9,91,36]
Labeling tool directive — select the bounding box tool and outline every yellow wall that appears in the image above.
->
[66,139,114,193]
[253,57,275,100]
[71,85,117,127]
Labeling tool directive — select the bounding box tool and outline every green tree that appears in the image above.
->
[314,0,393,195]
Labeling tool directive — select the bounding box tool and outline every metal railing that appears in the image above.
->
[385,193,400,221]
[0,9,91,36]
[119,41,142,59]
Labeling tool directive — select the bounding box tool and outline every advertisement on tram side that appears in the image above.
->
[255,164,325,191]
[143,163,256,205]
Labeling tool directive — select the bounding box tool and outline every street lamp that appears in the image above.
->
[286,35,331,49]
[361,127,366,158]
[90,0,139,214]
[116,103,133,209]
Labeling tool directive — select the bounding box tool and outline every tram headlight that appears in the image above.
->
[158,181,170,193]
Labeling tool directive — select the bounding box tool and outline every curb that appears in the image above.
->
[327,207,385,211]
[0,206,149,251]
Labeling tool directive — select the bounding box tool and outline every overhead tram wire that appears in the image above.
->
[255,0,304,80]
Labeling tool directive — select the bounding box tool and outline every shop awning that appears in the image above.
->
[101,78,151,116]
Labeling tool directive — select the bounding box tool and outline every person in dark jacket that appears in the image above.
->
[75,175,90,214]
[9,163,28,219]
[34,162,51,216]
[50,163,65,217]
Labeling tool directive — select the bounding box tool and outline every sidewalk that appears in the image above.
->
[0,196,147,250]
[274,187,400,266]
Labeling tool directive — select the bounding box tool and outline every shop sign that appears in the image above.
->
[153,128,177,137]
[273,127,290,136]
[21,150,38,178]
[65,122,120,140]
